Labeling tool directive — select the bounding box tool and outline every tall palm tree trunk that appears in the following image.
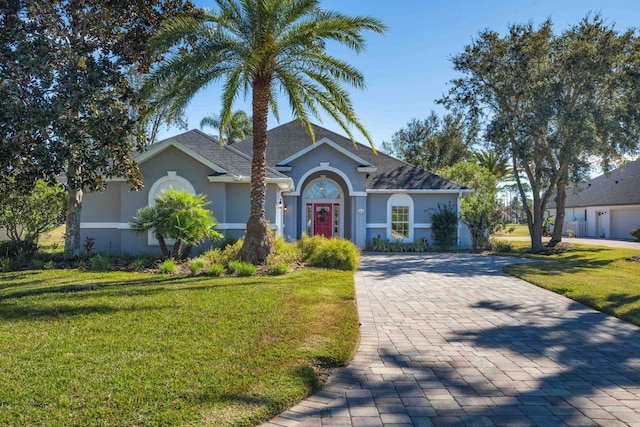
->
[240,76,273,263]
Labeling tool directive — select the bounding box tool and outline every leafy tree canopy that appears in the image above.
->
[440,162,504,251]
[0,0,198,257]
[0,179,65,248]
[382,111,474,173]
[441,16,640,252]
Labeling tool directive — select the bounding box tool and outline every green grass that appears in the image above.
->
[0,268,358,426]
[493,223,530,237]
[499,240,640,326]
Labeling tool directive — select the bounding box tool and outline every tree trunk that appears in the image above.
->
[172,239,182,259]
[239,75,273,264]
[548,168,568,247]
[64,164,83,258]
[157,233,170,258]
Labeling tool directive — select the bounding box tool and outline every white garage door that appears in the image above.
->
[610,209,640,239]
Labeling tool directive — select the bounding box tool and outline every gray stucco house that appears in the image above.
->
[547,158,640,239]
[80,121,472,255]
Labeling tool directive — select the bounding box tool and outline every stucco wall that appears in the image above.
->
[287,143,367,193]
[365,192,470,248]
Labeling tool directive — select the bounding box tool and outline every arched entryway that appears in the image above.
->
[302,176,344,238]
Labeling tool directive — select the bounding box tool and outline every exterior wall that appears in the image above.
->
[548,204,640,239]
[286,143,367,193]
[283,143,368,245]
[80,145,285,255]
[365,192,471,248]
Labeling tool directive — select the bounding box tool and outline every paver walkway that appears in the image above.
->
[262,253,640,427]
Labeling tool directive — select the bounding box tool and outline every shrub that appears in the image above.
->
[129,188,223,259]
[189,257,207,274]
[431,203,458,250]
[267,237,303,267]
[297,234,326,259]
[0,257,12,272]
[410,237,428,252]
[206,263,226,277]
[228,260,256,277]
[489,238,513,253]
[32,259,45,270]
[0,240,37,258]
[130,259,146,271]
[307,238,360,271]
[158,259,178,274]
[371,235,391,252]
[631,227,640,242]
[391,239,406,252]
[268,263,290,275]
[43,260,55,270]
[90,254,110,271]
[203,239,242,267]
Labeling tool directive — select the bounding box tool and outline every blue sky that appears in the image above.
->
[158,0,639,149]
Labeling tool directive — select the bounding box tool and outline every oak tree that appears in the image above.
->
[442,17,640,252]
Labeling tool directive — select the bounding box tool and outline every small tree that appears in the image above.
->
[431,203,458,250]
[130,188,223,259]
[0,180,65,251]
[440,162,504,251]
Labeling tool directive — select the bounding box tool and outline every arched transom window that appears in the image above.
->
[304,179,341,199]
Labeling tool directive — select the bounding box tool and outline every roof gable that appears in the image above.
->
[549,158,640,208]
[134,130,288,181]
[233,121,467,191]
[135,137,228,174]
[276,137,373,167]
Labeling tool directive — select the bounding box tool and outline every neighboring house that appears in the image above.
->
[547,158,640,239]
[80,121,472,255]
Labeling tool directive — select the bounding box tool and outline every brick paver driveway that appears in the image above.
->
[263,253,640,427]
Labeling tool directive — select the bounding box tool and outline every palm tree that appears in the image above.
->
[143,0,386,263]
[200,109,252,144]
[473,149,512,181]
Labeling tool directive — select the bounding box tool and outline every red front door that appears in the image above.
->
[313,203,333,238]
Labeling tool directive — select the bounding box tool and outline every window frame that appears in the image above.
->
[387,193,414,242]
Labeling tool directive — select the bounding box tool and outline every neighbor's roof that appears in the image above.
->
[233,121,467,191]
[548,158,640,208]
[134,129,287,180]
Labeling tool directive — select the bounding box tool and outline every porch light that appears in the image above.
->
[284,205,288,212]
[278,199,283,209]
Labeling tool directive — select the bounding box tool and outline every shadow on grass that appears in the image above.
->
[0,273,274,303]
[0,302,170,321]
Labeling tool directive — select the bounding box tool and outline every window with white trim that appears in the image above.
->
[387,193,413,241]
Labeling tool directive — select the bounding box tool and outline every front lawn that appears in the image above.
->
[0,268,358,426]
[492,223,530,237]
[498,241,640,326]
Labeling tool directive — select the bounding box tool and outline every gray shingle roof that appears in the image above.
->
[135,129,287,179]
[233,121,466,190]
[548,158,640,208]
